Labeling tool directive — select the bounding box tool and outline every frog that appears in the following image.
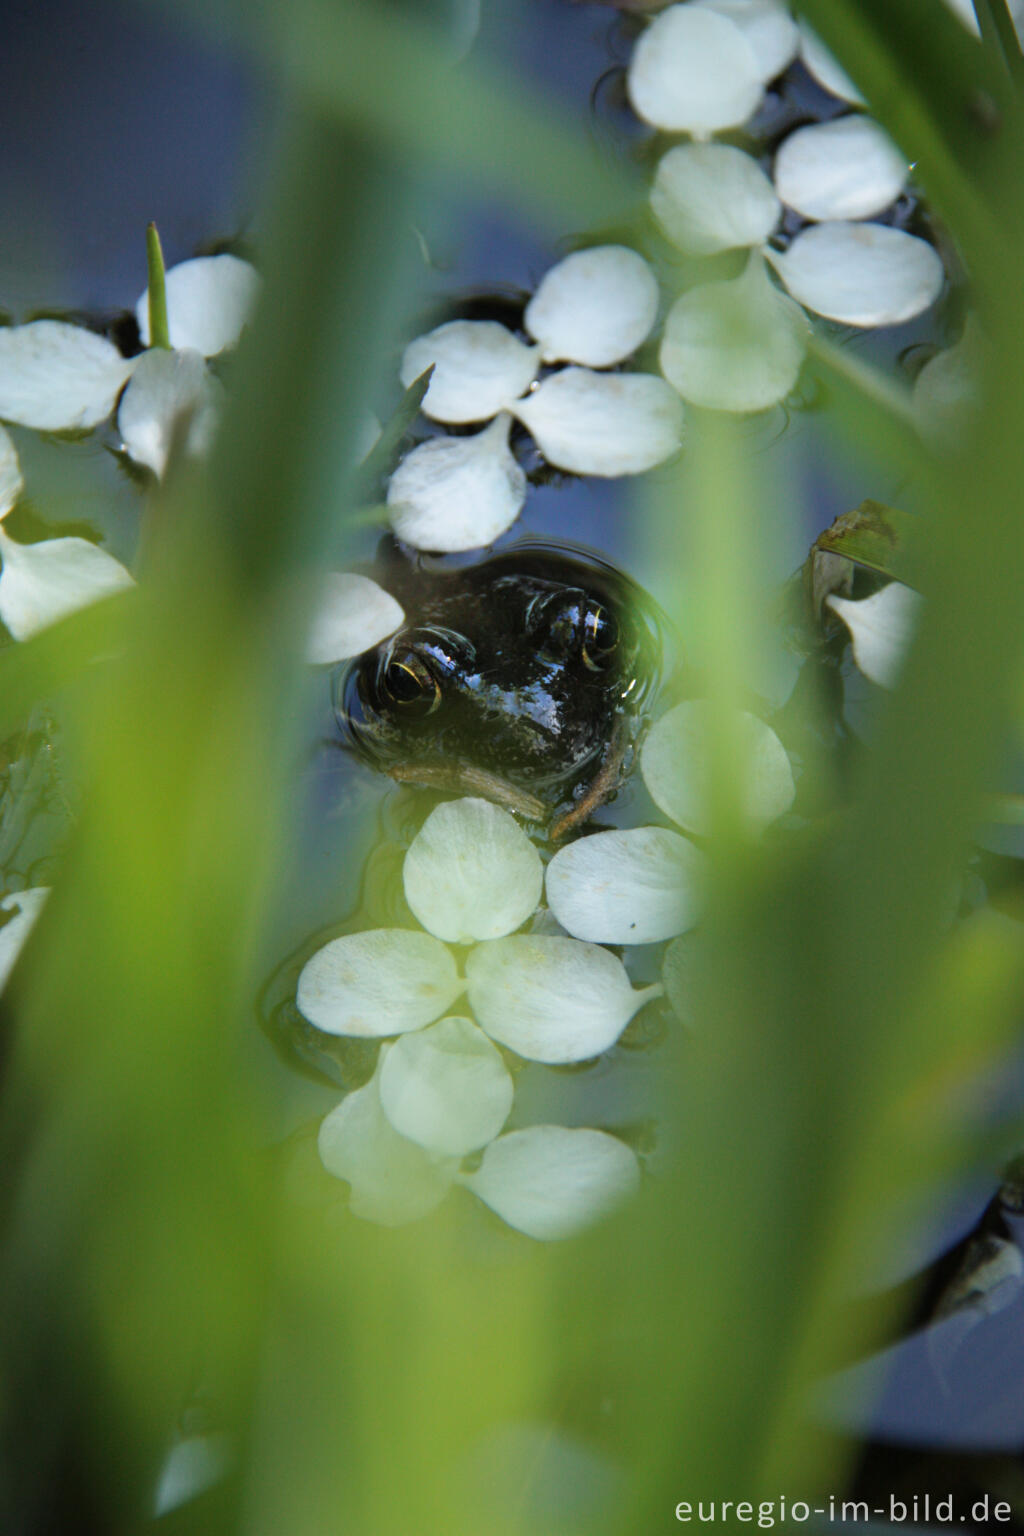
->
[336,542,664,838]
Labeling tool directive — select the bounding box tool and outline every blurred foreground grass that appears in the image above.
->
[3,1,1024,1532]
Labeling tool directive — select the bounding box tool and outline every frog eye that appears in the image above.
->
[581,604,619,671]
[380,652,442,717]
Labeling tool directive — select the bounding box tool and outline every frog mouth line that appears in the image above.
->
[385,714,631,840]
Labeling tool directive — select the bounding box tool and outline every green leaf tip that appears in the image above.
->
[146,223,171,351]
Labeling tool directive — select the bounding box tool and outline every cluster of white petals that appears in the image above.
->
[0,426,134,640]
[827,581,922,689]
[389,245,682,552]
[0,255,258,480]
[298,796,668,1234]
[630,1,944,414]
[641,700,795,836]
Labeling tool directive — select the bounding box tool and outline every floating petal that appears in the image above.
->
[0,426,23,519]
[691,0,798,82]
[627,6,764,133]
[651,143,780,257]
[913,316,984,442]
[402,797,543,944]
[0,888,49,994]
[0,530,134,641]
[379,1014,514,1156]
[774,116,908,222]
[318,1067,459,1226]
[296,928,462,1037]
[306,572,404,664]
[524,246,659,367]
[827,582,923,689]
[137,254,260,356]
[0,322,134,431]
[400,321,540,424]
[387,415,526,552]
[461,1125,640,1240]
[798,21,865,104]
[641,700,795,836]
[153,1437,232,1518]
[117,347,222,477]
[513,368,682,475]
[545,826,704,944]
[769,222,944,326]
[660,254,808,413]
[465,934,661,1063]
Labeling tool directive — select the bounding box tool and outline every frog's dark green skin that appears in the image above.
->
[337,544,663,833]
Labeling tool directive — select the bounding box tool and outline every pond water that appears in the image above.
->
[3,0,1021,1525]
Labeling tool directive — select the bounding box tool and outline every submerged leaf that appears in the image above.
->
[387,414,526,551]
[0,322,135,431]
[651,142,780,257]
[627,5,764,133]
[379,1014,514,1155]
[524,245,659,366]
[136,253,261,355]
[465,934,661,1063]
[306,572,404,664]
[400,321,540,424]
[296,928,462,1037]
[513,368,683,475]
[461,1125,641,1240]
[0,530,135,641]
[402,797,543,944]
[545,826,704,944]
[797,21,865,104]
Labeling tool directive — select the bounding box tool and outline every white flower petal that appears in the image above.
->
[402,797,543,944]
[943,0,981,32]
[774,115,908,222]
[769,222,944,326]
[545,826,704,945]
[400,321,540,424]
[387,414,526,552]
[0,426,23,519]
[465,935,661,1064]
[513,368,683,476]
[357,412,382,462]
[660,254,808,413]
[318,1066,459,1226]
[460,1125,640,1240]
[913,316,984,441]
[826,581,922,688]
[798,21,866,104]
[651,143,780,257]
[0,888,49,994]
[296,928,462,1037]
[524,246,659,367]
[641,701,795,836]
[116,347,222,477]
[691,0,799,82]
[306,572,404,664]
[0,322,134,431]
[0,530,134,641]
[153,1437,232,1518]
[627,6,764,133]
[379,1014,514,1155]
[136,254,260,356]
